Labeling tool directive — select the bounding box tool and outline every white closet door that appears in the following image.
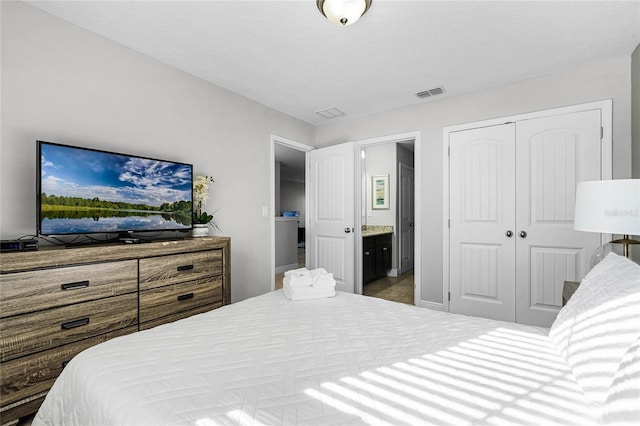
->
[306,143,356,293]
[514,110,602,326]
[449,124,517,321]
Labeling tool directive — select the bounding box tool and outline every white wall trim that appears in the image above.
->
[416,300,445,311]
[354,131,422,306]
[441,99,613,312]
[270,134,314,291]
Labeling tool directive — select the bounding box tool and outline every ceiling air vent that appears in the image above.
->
[316,107,345,119]
[416,86,445,99]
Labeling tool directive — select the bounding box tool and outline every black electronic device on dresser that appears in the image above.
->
[363,233,392,284]
[0,239,39,252]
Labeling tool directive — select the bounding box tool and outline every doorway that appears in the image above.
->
[285,131,421,304]
[270,136,314,291]
[357,135,419,305]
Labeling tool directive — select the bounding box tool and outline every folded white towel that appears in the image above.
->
[283,275,313,288]
[313,272,336,290]
[283,282,336,301]
[286,284,334,297]
[309,268,327,282]
[283,268,313,287]
[284,267,308,277]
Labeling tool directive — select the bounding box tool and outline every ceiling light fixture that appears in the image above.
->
[317,0,372,26]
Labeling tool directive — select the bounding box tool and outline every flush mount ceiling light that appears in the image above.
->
[317,0,372,26]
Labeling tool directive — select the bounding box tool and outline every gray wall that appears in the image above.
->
[2,1,635,307]
[279,180,305,223]
[632,43,640,179]
[315,57,633,305]
[0,1,314,302]
[364,144,396,228]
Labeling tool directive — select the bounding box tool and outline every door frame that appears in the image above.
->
[354,131,422,306]
[270,134,315,291]
[398,162,415,275]
[442,99,613,312]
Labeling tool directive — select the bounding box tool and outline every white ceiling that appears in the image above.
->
[28,1,640,126]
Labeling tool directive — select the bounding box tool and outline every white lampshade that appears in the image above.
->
[574,179,640,235]
[317,0,372,26]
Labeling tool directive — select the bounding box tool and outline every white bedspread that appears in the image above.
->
[34,291,597,426]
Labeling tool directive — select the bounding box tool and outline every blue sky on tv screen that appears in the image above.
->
[40,143,192,207]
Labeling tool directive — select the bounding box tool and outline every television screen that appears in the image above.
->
[37,141,193,236]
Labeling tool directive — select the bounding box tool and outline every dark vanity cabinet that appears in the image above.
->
[363,233,392,283]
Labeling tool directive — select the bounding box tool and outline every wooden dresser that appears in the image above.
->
[0,237,230,425]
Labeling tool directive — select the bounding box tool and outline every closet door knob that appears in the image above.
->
[519,231,527,238]
[505,230,513,238]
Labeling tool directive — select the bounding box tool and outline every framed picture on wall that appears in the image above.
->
[372,174,390,209]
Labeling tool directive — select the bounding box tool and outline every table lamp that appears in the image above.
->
[574,179,640,258]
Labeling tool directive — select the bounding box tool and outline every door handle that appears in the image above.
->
[505,230,513,238]
[519,231,527,238]
[344,228,353,233]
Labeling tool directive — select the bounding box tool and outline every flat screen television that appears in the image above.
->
[37,141,193,239]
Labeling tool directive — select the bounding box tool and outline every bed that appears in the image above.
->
[33,253,639,426]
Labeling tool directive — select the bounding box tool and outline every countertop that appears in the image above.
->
[275,216,299,222]
[362,225,393,237]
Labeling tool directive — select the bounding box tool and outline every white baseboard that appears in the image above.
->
[387,268,399,277]
[416,299,445,311]
[275,263,299,274]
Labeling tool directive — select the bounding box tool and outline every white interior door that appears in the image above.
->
[306,143,356,293]
[399,163,415,274]
[449,124,517,321]
[514,110,603,326]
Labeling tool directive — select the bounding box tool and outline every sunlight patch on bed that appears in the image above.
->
[303,327,578,425]
[304,388,383,424]
[346,374,488,420]
[392,361,518,401]
[194,417,222,426]
[321,381,430,424]
[226,409,268,426]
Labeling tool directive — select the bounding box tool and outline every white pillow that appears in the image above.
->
[549,252,640,410]
[601,337,640,425]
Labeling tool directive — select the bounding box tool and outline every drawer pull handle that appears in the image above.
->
[61,317,90,330]
[61,280,90,291]
[177,265,194,272]
[177,293,194,301]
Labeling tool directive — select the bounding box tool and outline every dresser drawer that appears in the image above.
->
[139,250,222,290]
[0,325,136,408]
[139,303,220,331]
[139,276,222,324]
[0,293,137,362]
[0,260,138,318]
